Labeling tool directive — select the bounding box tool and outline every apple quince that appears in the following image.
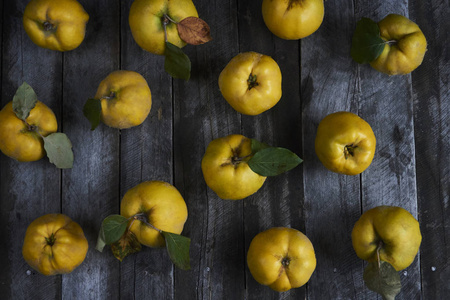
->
[351,206,422,271]
[0,101,57,162]
[247,227,316,292]
[120,181,188,248]
[23,0,89,51]
[262,0,324,40]
[218,52,282,115]
[129,0,198,55]
[94,70,152,129]
[370,14,427,75]
[201,134,266,200]
[315,111,376,175]
[22,214,88,275]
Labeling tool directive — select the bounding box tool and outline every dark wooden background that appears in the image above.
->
[1,0,448,299]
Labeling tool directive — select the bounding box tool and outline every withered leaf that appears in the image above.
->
[177,17,212,45]
[111,230,142,262]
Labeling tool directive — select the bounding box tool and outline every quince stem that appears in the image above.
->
[132,213,162,233]
[386,40,397,45]
[100,91,116,101]
[376,240,383,269]
[232,154,251,163]
[164,14,178,24]
[163,15,170,42]
[23,119,44,138]
[162,14,178,43]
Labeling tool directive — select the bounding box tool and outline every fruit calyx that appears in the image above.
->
[45,233,56,246]
[43,21,56,32]
[247,74,258,90]
[344,144,357,159]
[281,256,291,267]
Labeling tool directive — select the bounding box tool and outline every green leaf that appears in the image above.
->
[351,18,386,64]
[83,98,102,130]
[95,227,106,252]
[98,215,129,248]
[251,138,270,154]
[110,230,142,261]
[162,231,191,270]
[248,147,303,176]
[363,261,402,300]
[12,82,38,120]
[164,42,191,80]
[43,133,74,169]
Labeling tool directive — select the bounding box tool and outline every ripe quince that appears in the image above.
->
[315,111,376,175]
[23,0,89,51]
[120,181,188,247]
[22,214,88,275]
[351,206,422,271]
[247,227,316,292]
[201,134,266,200]
[262,0,324,40]
[0,101,57,162]
[129,0,198,55]
[370,14,427,75]
[218,52,282,115]
[95,70,152,129]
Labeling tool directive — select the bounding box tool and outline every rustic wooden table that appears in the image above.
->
[1,0,448,299]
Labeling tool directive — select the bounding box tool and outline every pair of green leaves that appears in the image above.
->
[248,139,302,176]
[164,16,212,80]
[12,82,74,169]
[351,18,386,64]
[96,214,191,270]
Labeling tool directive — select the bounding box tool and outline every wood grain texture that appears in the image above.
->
[119,1,175,299]
[61,0,121,299]
[410,1,450,299]
[302,1,364,299]
[0,0,449,299]
[172,1,245,299]
[355,0,421,299]
[0,1,62,299]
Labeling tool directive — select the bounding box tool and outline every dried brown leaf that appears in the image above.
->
[177,17,212,45]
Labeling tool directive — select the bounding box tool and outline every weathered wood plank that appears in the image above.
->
[119,1,174,299]
[235,1,305,299]
[410,0,450,298]
[302,1,364,299]
[0,1,62,299]
[61,0,121,299]
[172,1,244,299]
[355,0,421,298]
